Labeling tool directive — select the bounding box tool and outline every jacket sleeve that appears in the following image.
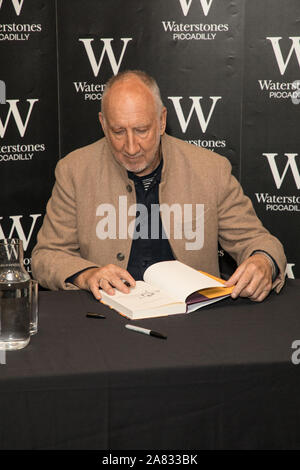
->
[31,158,99,290]
[217,158,287,293]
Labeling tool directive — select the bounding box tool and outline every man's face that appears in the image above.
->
[99,77,167,176]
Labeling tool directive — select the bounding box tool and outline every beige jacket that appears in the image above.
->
[32,134,286,292]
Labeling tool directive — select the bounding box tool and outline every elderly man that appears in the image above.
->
[32,70,286,302]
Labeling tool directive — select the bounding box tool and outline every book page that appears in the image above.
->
[101,280,181,312]
[143,260,224,302]
[187,295,229,312]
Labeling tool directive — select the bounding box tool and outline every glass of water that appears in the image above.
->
[29,279,38,335]
[0,239,31,350]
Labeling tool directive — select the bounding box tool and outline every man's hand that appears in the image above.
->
[74,264,136,300]
[224,253,273,302]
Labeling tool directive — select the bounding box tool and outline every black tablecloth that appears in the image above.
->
[1,279,300,450]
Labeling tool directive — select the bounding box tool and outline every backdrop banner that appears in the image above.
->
[0,0,298,279]
[241,0,300,280]
[0,0,59,274]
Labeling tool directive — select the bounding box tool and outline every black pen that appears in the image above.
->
[86,312,106,319]
[125,324,167,339]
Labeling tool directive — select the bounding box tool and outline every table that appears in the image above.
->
[1,279,300,450]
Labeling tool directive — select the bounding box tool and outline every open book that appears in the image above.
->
[100,260,233,320]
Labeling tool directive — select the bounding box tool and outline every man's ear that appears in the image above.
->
[160,107,167,135]
[99,112,106,133]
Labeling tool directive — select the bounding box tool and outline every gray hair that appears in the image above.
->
[101,70,164,115]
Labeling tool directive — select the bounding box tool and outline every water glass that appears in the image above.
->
[30,279,38,335]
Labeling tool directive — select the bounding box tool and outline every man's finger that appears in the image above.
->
[99,278,115,295]
[230,270,254,298]
[224,264,247,287]
[237,277,262,299]
[247,278,272,301]
[106,275,131,294]
[103,266,135,288]
[251,288,270,302]
[114,268,136,288]
[89,280,102,301]
[232,265,271,300]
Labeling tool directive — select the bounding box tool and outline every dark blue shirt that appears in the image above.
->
[126,159,175,280]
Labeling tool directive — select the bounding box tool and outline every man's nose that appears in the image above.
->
[124,132,140,155]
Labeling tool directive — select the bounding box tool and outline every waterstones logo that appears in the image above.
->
[73,81,106,102]
[255,153,300,212]
[79,38,132,77]
[0,142,45,162]
[0,0,25,16]
[0,95,45,162]
[263,153,300,190]
[161,20,228,41]
[255,192,300,212]
[0,0,42,41]
[168,96,225,150]
[0,98,38,138]
[178,0,214,16]
[168,96,221,133]
[185,138,226,151]
[75,38,132,101]
[162,0,228,41]
[258,37,300,100]
[267,37,300,76]
[0,214,42,273]
[258,79,300,100]
[0,23,42,41]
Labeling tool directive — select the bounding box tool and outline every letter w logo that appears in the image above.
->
[0,99,38,138]
[178,0,214,16]
[79,38,132,78]
[0,0,25,15]
[266,37,300,75]
[168,96,221,133]
[262,153,300,189]
[0,215,41,251]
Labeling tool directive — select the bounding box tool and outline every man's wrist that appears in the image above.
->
[66,266,98,286]
[251,250,278,282]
